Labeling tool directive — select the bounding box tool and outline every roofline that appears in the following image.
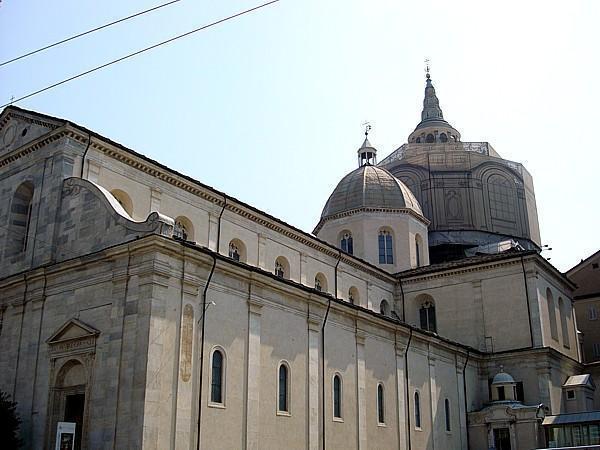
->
[396,250,577,290]
[0,105,398,282]
[566,248,600,276]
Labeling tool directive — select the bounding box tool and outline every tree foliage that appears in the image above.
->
[0,390,22,449]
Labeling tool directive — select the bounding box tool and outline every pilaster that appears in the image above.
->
[246,297,263,450]
[307,316,321,450]
[356,330,367,450]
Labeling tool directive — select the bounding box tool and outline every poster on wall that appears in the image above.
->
[55,422,76,450]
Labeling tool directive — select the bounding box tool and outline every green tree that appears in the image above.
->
[0,390,22,449]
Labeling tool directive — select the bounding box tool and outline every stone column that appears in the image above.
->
[246,297,263,450]
[356,330,367,450]
[307,316,321,450]
[395,341,407,450]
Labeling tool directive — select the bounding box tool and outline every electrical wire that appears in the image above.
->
[0,0,183,67]
[1,0,280,109]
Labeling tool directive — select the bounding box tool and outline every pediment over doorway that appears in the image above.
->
[46,318,100,355]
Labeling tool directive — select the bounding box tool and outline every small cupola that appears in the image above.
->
[491,368,518,402]
[357,124,377,166]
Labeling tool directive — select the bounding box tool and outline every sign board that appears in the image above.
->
[55,422,76,450]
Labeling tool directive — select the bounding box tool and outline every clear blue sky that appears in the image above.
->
[1,0,599,271]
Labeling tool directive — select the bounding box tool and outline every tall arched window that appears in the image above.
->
[487,174,516,222]
[419,300,437,333]
[426,133,435,143]
[333,374,342,419]
[559,297,570,348]
[377,383,385,424]
[445,398,451,431]
[278,363,289,413]
[275,256,290,280]
[546,288,558,341]
[6,181,34,256]
[378,229,394,264]
[340,231,353,255]
[314,273,327,293]
[415,234,423,268]
[414,391,421,428]
[210,349,225,404]
[380,300,390,316]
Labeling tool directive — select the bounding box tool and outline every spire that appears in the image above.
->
[421,72,444,122]
[357,123,377,166]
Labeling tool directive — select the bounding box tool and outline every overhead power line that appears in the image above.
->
[0,0,280,109]
[0,0,183,67]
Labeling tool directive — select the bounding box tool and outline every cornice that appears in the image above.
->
[0,127,69,168]
[313,205,430,234]
[401,258,523,284]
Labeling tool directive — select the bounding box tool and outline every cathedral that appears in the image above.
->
[0,74,598,450]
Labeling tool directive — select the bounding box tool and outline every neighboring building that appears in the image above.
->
[0,76,598,450]
[568,250,600,363]
[379,73,541,264]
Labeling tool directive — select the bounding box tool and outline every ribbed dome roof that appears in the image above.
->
[320,165,422,219]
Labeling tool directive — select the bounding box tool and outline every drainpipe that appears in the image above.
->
[462,350,471,450]
[520,254,535,348]
[404,328,413,450]
[399,275,406,322]
[79,133,92,178]
[196,199,226,450]
[322,251,341,450]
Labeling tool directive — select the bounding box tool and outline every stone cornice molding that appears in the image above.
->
[401,258,522,284]
[313,206,430,234]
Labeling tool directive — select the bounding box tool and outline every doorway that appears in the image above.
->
[494,427,512,450]
[64,394,85,450]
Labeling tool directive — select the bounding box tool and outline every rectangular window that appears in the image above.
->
[516,381,525,402]
[566,390,576,400]
[593,343,600,358]
[378,234,386,264]
[589,306,598,321]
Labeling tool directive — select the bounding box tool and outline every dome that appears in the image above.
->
[492,371,515,385]
[320,165,423,220]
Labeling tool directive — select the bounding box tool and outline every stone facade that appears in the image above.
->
[0,97,598,450]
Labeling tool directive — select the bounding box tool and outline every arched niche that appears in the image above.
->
[174,216,194,241]
[6,181,35,257]
[228,238,247,263]
[314,272,328,293]
[110,189,133,217]
[275,256,290,280]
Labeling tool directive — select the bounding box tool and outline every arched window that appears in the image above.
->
[415,137,421,143]
[414,391,421,428]
[228,239,246,263]
[415,234,423,268]
[559,297,570,348]
[278,363,289,413]
[378,229,394,264]
[426,133,435,143]
[377,383,385,424]
[487,174,516,222]
[546,288,558,341]
[110,189,133,217]
[6,181,34,256]
[445,398,451,431]
[174,216,194,241]
[340,231,353,255]
[333,374,342,419]
[314,273,327,293]
[275,256,289,280]
[439,133,448,143]
[380,299,390,316]
[348,287,359,305]
[419,299,436,333]
[211,349,225,404]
